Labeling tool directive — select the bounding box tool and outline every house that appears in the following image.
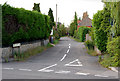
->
[77,12,92,29]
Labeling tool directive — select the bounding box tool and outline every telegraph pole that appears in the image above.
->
[56,4,57,29]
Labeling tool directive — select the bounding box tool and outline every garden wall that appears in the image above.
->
[2,39,49,62]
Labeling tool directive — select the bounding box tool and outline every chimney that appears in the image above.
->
[82,11,88,19]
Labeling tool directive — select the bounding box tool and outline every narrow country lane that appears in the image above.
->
[2,37,118,79]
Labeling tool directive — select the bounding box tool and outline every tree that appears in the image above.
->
[33,3,41,12]
[69,22,75,36]
[79,17,81,20]
[92,7,111,52]
[48,8,55,28]
[74,12,78,30]
[69,12,78,36]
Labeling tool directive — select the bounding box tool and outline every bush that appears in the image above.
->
[53,28,60,39]
[92,10,108,52]
[75,26,90,42]
[85,40,94,50]
[107,36,120,56]
[100,54,119,67]
[2,4,52,47]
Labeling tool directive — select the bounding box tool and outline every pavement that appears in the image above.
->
[1,37,119,79]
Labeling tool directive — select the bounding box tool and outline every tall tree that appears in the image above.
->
[48,8,55,28]
[33,3,41,12]
[79,17,81,21]
[74,12,78,30]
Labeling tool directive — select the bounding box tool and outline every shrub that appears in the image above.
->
[107,36,120,56]
[85,40,94,50]
[53,29,60,39]
[92,10,109,52]
[77,26,90,42]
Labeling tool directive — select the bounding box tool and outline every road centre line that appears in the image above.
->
[38,64,57,72]
[69,46,71,49]
[19,69,32,71]
[67,49,70,53]
[60,54,67,61]
[69,44,71,46]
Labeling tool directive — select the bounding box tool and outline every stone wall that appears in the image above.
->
[2,39,49,62]
[85,34,92,41]
[85,34,101,55]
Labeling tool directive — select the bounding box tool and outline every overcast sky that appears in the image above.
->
[1,0,104,26]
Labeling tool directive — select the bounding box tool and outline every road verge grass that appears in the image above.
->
[53,39,59,44]
[13,43,53,61]
[70,36,81,42]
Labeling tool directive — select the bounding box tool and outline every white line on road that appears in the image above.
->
[65,59,83,67]
[76,72,90,75]
[38,64,57,72]
[19,69,32,71]
[69,46,71,49]
[55,70,71,74]
[39,70,54,72]
[60,54,67,61]
[67,49,70,53]
[94,75,109,77]
[69,44,71,46]
[3,68,14,70]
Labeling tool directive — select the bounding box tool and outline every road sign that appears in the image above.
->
[13,43,21,47]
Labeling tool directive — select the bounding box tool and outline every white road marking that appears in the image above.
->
[94,75,109,77]
[3,68,14,70]
[76,72,90,75]
[67,49,70,53]
[39,70,54,72]
[55,70,71,74]
[38,64,57,72]
[65,59,83,67]
[19,69,32,71]
[69,46,71,49]
[69,44,71,46]
[60,54,67,61]
[109,67,118,72]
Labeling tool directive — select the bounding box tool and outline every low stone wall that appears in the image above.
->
[85,34,92,41]
[2,39,49,62]
[94,46,101,55]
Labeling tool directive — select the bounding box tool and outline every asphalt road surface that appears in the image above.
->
[2,37,118,79]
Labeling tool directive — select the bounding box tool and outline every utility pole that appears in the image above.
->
[56,4,57,29]
[58,18,59,23]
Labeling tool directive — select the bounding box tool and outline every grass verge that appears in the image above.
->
[13,43,53,61]
[99,54,119,68]
[87,48,98,56]
[70,37,81,42]
[53,39,59,44]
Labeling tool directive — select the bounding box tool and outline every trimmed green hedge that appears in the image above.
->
[74,26,90,42]
[2,4,52,47]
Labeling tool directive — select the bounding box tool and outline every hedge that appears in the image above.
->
[2,4,52,47]
[75,26,90,42]
[92,10,108,52]
[107,36,120,56]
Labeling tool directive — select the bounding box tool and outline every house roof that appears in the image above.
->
[77,20,81,24]
[79,17,92,26]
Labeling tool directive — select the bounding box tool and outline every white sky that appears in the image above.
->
[0,0,104,26]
